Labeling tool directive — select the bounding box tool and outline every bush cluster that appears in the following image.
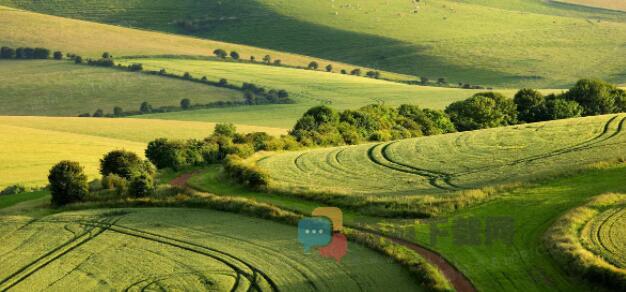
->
[0,184,29,196]
[0,46,51,59]
[290,104,456,146]
[97,150,157,198]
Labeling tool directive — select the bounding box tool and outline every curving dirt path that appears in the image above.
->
[169,172,477,292]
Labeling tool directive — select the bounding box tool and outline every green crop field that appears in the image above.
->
[255,114,626,200]
[0,208,419,291]
[3,0,626,87]
[0,116,286,188]
[0,60,242,116]
[581,204,626,268]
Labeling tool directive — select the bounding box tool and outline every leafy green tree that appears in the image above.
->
[33,48,50,59]
[423,109,456,133]
[1,47,15,59]
[180,98,192,109]
[129,174,155,197]
[564,79,623,115]
[326,64,333,72]
[213,49,227,58]
[74,56,83,64]
[308,61,319,70]
[263,55,272,64]
[420,76,429,84]
[514,88,545,122]
[100,150,154,180]
[102,52,111,59]
[48,161,88,206]
[113,106,124,116]
[214,123,237,137]
[350,68,362,76]
[140,101,152,113]
[53,51,63,60]
[539,94,583,120]
[445,92,518,131]
[230,51,240,60]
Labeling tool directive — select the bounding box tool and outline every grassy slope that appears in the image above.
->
[3,0,626,87]
[0,116,286,188]
[255,114,626,196]
[0,60,242,116]
[0,5,409,81]
[131,58,558,128]
[0,208,420,291]
[553,0,626,12]
[580,201,626,268]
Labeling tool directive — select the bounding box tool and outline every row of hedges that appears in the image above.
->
[544,193,626,290]
[0,46,61,60]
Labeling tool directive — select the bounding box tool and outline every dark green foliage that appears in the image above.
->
[273,59,282,65]
[113,106,124,116]
[445,92,518,131]
[230,51,240,60]
[146,138,220,170]
[129,174,155,197]
[180,98,192,109]
[48,161,88,206]
[99,150,155,180]
[564,79,626,115]
[213,49,227,58]
[183,72,192,79]
[263,55,271,64]
[223,155,269,189]
[74,56,83,64]
[420,76,429,84]
[0,46,15,59]
[101,174,128,196]
[0,185,28,196]
[214,123,237,137]
[128,63,143,71]
[140,101,153,113]
[540,94,583,120]
[437,77,447,84]
[78,113,90,117]
[351,68,362,76]
[33,48,50,59]
[326,64,333,72]
[87,58,114,67]
[514,88,545,123]
[53,51,63,60]
[341,69,347,74]
[308,61,319,70]
[93,109,104,117]
[102,52,111,59]
[366,71,380,79]
[218,78,228,86]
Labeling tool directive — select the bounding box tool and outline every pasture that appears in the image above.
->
[0,60,241,116]
[255,114,626,200]
[3,0,626,87]
[581,200,626,268]
[0,208,419,291]
[0,116,286,188]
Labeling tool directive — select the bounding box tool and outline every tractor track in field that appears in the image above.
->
[171,173,476,292]
[2,215,280,292]
[0,217,117,291]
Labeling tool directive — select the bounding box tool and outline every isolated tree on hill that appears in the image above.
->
[0,47,15,59]
[263,55,272,64]
[350,68,362,76]
[93,109,104,117]
[514,88,545,123]
[340,69,347,74]
[53,51,63,60]
[180,98,192,109]
[113,106,124,116]
[213,49,227,58]
[325,64,333,72]
[230,51,240,60]
[308,61,319,70]
[48,161,88,206]
[102,52,111,59]
[140,101,153,113]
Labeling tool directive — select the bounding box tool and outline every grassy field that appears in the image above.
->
[0,5,408,81]
[130,58,552,128]
[0,116,286,189]
[255,114,626,200]
[0,60,242,116]
[554,0,626,12]
[0,207,420,291]
[580,199,625,268]
[3,0,626,87]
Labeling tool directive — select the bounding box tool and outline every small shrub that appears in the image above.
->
[129,174,155,198]
[53,51,63,60]
[230,51,240,60]
[213,49,227,58]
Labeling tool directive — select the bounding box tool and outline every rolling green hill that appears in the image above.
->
[3,0,626,87]
[554,0,626,12]
[253,114,626,207]
[0,116,286,188]
[0,208,419,291]
[0,60,242,116]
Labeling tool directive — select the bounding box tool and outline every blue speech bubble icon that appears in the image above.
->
[298,217,332,252]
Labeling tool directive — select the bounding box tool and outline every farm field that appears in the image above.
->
[0,5,408,81]
[553,0,626,12]
[0,60,242,116]
[0,208,419,291]
[0,116,286,188]
[2,0,626,87]
[581,201,626,268]
[255,114,626,199]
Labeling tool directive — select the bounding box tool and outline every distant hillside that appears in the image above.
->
[2,0,626,87]
[553,0,626,12]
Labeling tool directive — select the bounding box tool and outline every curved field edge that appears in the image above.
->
[55,189,453,291]
[544,193,626,289]
[0,6,411,82]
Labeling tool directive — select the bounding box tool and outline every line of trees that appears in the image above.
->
[1,46,63,60]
